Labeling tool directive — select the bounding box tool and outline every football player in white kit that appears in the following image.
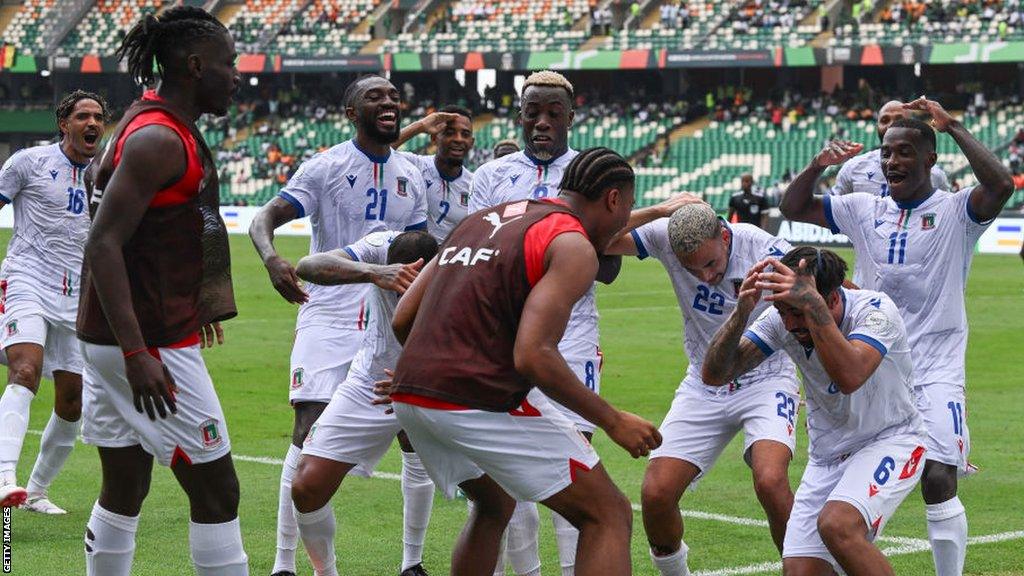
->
[249,75,428,576]
[0,90,107,513]
[289,229,438,576]
[780,99,1016,576]
[392,106,475,243]
[603,202,800,576]
[704,247,927,576]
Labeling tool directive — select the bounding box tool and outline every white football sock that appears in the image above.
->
[272,444,301,574]
[552,511,579,575]
[650,541,690,576]
[927,496,967,576]
[506,501,541,576]
[295,504,338,576]
[189,517,249,575]
[85,501,138,576]
[0,384,34,484]
[401,451,434,570]
[26,412,79,494]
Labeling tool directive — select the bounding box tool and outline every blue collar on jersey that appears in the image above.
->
[523,148,568,167]
[434,155,463,182]
[893,189,936,210]
[351,138,390,164]
[58,142,89,170]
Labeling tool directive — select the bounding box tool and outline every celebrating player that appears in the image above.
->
[605,202,799,575]
[249,74,427,576]
[780,98,1016,576]
[76,7,247,575]
[0,90,107,513]
[704,247,927,576]
[289,230,438,576]
[394,106,476,242]
[388,147,661,576]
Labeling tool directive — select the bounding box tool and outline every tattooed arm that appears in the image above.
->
[757,258,882,393]
[703,264,770,385]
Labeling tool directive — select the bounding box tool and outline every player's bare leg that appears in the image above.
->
[921,460,966,576]
[23,369,81,514]
[781,557,838,576]
[397,431,433,575]
[291,454,355,576]
[542,462,635,575]
[453,474,517,576]
[86,445,153,575]
[641,457,700,575]
[818,500,894,576]
[0,342,43,507]
[749,439,794,553]
[171,453,248,575]
[273,400,328,575]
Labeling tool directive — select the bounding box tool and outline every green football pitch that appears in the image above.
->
[3,232,1023,575]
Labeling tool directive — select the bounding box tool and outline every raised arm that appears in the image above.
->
[702,265,769,385]
[395,112,460,149]
[297,249,423,294]
[780,140,862,227]
[392,257,438,344]
[514,232,661,458]
[905,97,1014,221]
[249,197,307,304]
[604,193,704,255]
[757,258,882,393]
[86,125,184,420]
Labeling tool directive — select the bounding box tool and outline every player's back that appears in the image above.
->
[0,143,91,294]
[281,140,427,331]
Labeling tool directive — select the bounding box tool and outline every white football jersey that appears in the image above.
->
[395,152,473,243]
[340,231,404,388]
[746,288,924,463]
[830,148,949,197]
[823,188,987,388]
[279,140,428,332]
[632,220,798,388]
[469,148,598,347]
[0,143,91,295]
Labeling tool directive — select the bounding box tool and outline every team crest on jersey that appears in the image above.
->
[921,213,936,230]
[305,423,319,445]
[460,191,470,206]
[199,419,222,449]
[346,174,357,188]
[396,177,408,197]
[291,367,304,389]
[5,320,17,336]
[49,169,59,181]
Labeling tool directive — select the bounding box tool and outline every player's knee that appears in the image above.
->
[594,487,633,533]
[816,503,861,548]
[7,361,41,391]
[752,465,789,501]
[641,473,680,514]
[55,394,82,421]
[920,462,957,502]
[291,468,329,513]
[193,470,240,521]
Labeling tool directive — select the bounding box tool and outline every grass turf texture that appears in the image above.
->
[3,231,1023,575]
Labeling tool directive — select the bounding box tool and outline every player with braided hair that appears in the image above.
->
[383,146,661,575]
[0,89,107,514]
[75,7,247,575]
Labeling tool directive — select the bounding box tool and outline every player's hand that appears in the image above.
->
[813,140,863,169]
[735,261,767,316]
[265,255,308,304]
[373,258,424,295]
[605,411,662,458]
[124,351,177,420]
[903,96,956,132]
[756,257,821,309]
[372,369,397,414]
[199,322,224,349]
[656,192,705,218]
[419,112,461,136]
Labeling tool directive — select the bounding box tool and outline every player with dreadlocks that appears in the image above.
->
[381,147,662,575]
[0,90,107,514]
[75,7,246,575]
[249,73,427,576]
